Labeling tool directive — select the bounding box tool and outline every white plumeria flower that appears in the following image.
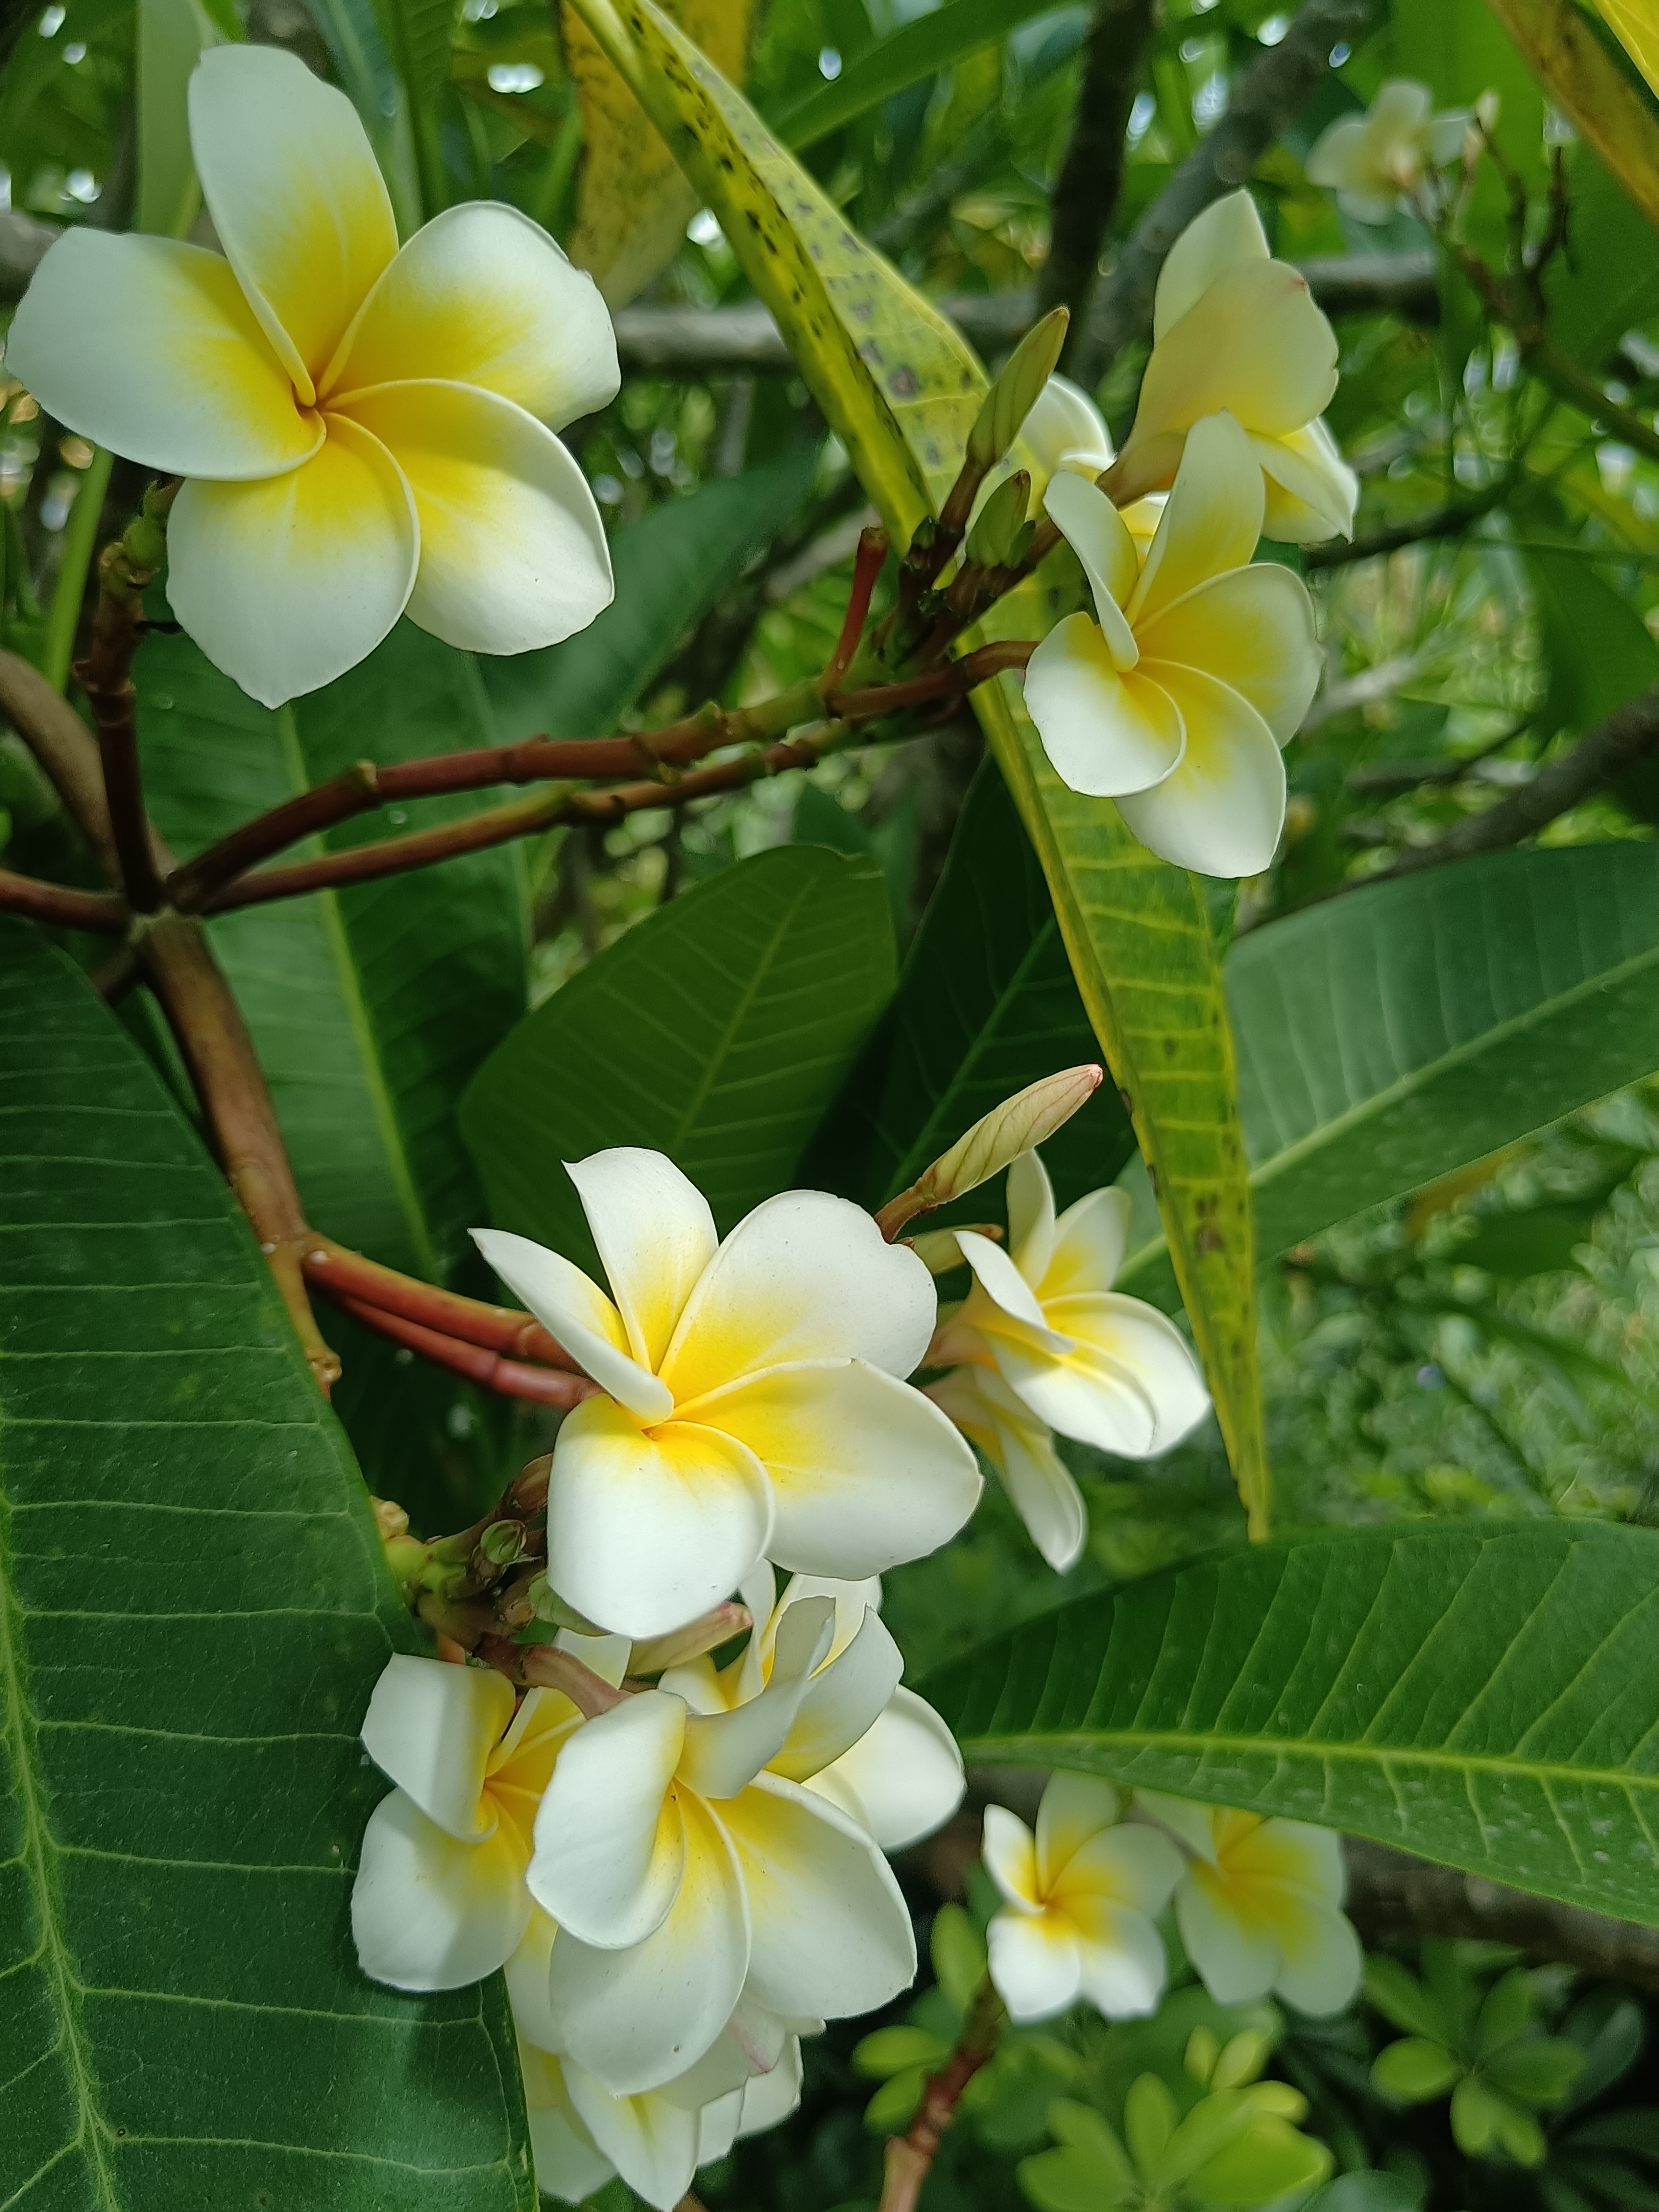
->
[1307,81,1471,223]
[1115,191,1357,544]
[473,1148,981,1638]
[1136,1792,1363,2016]
[928,1149,1210,1508]
[927,1363,1087,1572]
[983,1772,1183,2022]
[524,1593,917,2096]
[1023,409,1321,876]
[7,45,617,707]
[349,1635,625,1991]
[665,1565,965,1851]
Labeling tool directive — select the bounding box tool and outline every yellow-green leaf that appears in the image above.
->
[1485,0,1659,233]
[1600,0,1659,98]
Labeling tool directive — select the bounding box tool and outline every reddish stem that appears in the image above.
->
[0,868,127,934]
[327,1292,600,1409]
[824,525,889,689]
[879,1979,1006,2212]
[300,1236,582,1369]
[829,639,1034,721]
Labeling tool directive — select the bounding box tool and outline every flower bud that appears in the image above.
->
[966,307,1071,473]
[477,1518,529,1567]
[875,1064,1104,1239]
[965,470,1030,570]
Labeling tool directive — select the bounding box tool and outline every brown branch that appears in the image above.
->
[1071,0,1382,386]
[1035,0,1157,364]
[1302,487,1510,570]
[0,868,126,934]
[326,1292,599,1409]
[0,647,123,879]
[75,510,176,914]
[879,1978,1006,2212]
[300,1236,580,1370]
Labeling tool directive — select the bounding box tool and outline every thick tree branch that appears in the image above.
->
[1070,0,1382,388]
[1035,0,1157,361]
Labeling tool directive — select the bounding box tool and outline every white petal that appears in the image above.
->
[1132,1790,1220,1862]
[1274,1898,1364,2016]
[1007,1150,1058,1285]
[981,1802,1041,1911]
[350,1788,530,1991]
[1075,1907,1170,2019]
[470,1226,670,1420]
[986,1908,1083,2021]
[562,2059,701,2212]
[811,1688,965,1851]
[360,1653,512,1841]
[987,1329,1161,1458]
[1034,1771,1121,1888]
[545,1396,775,1639]
[188,44,396,393]
[1055,1823,1185,1918]
[521,2048,617,2207]
[547,1792,750,2094]
[1254,421,1358,545]
[690,1359,981,1581]
[505,1905,561,2053]
[1135,261,1339,446]
[339,379,613,655]
[1152,190,1271,336]
[166,417,415,709]
[769,1606,903,1785]
[1176,1868,1280,2004]
[985,1399,1089,1572]
[1128,411,1263,628]
[1305,113,1370,190]
[566,1149,718,1374]
[737,2035,804,2139]
[697,2088,745,2167]
[1043,472,1140,660]
[1023,614,1185,799]
[661,1190,938,1401]
[326,198,619,426]
[1425,109,1473,164]
[1044,1186,1132,1301]
[527,1689,686,1948]
[680,1597,837,1798]
[1020,373,1115,480]
[1116,665,1287,878]
[1046,1294,1210,1452]
[717,1773,916,2022]
[956,1229,1060,1336]
[1136,562,1320,743]
[7,230,319,479]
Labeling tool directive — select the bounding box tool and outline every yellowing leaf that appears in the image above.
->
[1487,0,1659,232]
[1601,0,1659,96]
[561,0,757,307]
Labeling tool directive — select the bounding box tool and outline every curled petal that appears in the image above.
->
[1305,114,1371,191]
[360,1653,512,1841]
[562,2058,701,2212]
[565,1149,717,1375]
[1046,1293,1210,1452]
[769,1605,903,1784]
[1133,259,1339,445]
[1019,372,1115,482]
[1007,1150,1058,1285]
[1043,1186,1133,1302]
[1152,189,1271,336]
[1024,614,1184,800]
[811,1687,965,1851]
[470,1226,669,1421]
[527,1689,687,1949]
[1043,472,1140,660]
[956,1229,1061,1337]
[1136,563,1320,743]
[505,1905,561,2053]
[982,1388,1089,1572]
[166,416,415,708]
[737,2036,804,2140]
[1254,421,1358,545]
[981,1802,1041,1911]
[8,231,319,481]
[326,199,620,427]
[987,1326,1160,1458]
[351,1788,530,1991]
[339,379,613,656]
[986,1908,1083,2021]
[545,1397,775,1638]
[1128,411,1263,628]
[188,44,396,393]
[679,1597,837,1798]
[1116,665,1287,878]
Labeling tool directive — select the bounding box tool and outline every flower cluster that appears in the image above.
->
[983,1773,1363,2026]
[1307,81,1472,224]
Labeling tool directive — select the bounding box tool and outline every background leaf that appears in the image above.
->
[772,0,1063,150]
[924,1519,1659,1924]
[460,843,894,1274]
[0,917,531,2211]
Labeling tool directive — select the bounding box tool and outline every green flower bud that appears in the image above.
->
[966,306,1070,473]
[965,470,1030,570]
[477,1518,529,1566]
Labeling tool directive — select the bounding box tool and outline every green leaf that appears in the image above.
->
[1476,1967,1536,2058]
[562,0,983,537]
[930,1898,988,2015]
[772,0,1066,148]
[1373,2039,1465,2103]
[1486,2039,1587,2106]
[802,757,1136,1217]
[460,844,894,1272]
[922,1520,1659,1924]
[137,622,528,1286]
[1019,2144,1119,2212]
[1119,846,1659,1305]
[1546,146,1659,368]
[1529,551,1659,739]
[480,446,821,744]
[852,2025,952,2078]
[1125,2073,1178,2176]
[1364,1956,1453,2044]
[1454,2075,1546,2164]
[0,918,530,2211]
[1186,2116,1332,2207]
[134,0,220,239]
[372,0,453,213]
[1304,2174,1425,2212]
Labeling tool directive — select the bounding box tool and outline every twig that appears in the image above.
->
[300,1236,580,1370]
[327,1293,598,1409]
[879,1977,1006,2212]
[1071,0,1381,386]
[1302,484,1510,570]
[73,498,177,913]
[1034,0,1157,363]
[0,867,126,934]
[0,646,123,878]
[825,526,888,690]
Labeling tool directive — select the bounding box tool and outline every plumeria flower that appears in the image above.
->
[349,1635,626,1991]
[1136,1792,1364,2015]
[8,45,617,707]
[927,1149,1210,1542]
[983,1772,1183,2022]
[1113,191,1356,544]
[524,1592,916,2095]
[665,1565,965,1851]
[473,1148,980,1638]
[1307,82,1472,223]
[1010,373,1117,504]
[1022,409,1321,876]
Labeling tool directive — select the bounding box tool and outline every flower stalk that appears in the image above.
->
[878,1976,1006,2212]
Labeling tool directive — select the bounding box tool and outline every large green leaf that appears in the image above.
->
[772,0,1064,149]
[1545,145,1659,368]
[137,620,527,1286]
[802,757,1137,1215]
[0,917,530,2210]
[1118,845,1659,1304]
[481,445,820,744]
[460,844,894,1274]
[924,1519,1659,1925]
[562,0,982,536]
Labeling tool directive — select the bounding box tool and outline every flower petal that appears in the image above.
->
[1176,1864,1281,2005]
[1024,613,1185,800]
[1043,1186,1132,1302]
[1128,411,1263,628]
[326,199,619,427]
[520,2047,617,2206]
[188,44,396,394]
[1116,665,1286,878]
[982,1389,1089,1572]
[1071,1902,1170,2018]
[1055,1824,1185,1918]
[1254,421,1358,545]
[691,1359,981,1581]
[566,1149,718,1375]
[1043,472,1140,660]
[769,1604,903,1784]
[716,1772,916,2021]
[1273,1897,1364,2015]
[545,1397,776,1638]
[547,1791,750,2094]
[470,1226,669,1420]
[1133,1789,1220,1863]
[737,2036,804,2140]
[1136,565,1319,744]
[562,2059,700,2212]
[505,1905,561,2053]
[679,1596,837,1798]
[338,379,613,655]
[1034,1771,1121,1890]
[527,1688,687,1948]
[8,230,319,480]
[165,416,415,709]
[1007,1150,1058,1285]
[662,1191,938,1401]
[987,1908,1083,2021]
[1045,1293,1210,1452]
[956,1229,1058,1335]
[810,1686,965,1851]
[360,1653,513,1841]
[351,1787,530,1990]
[981,1803,1040,1911]
[1019,372,1115,481]
[1305,113,1370,190]
[1152,190,1271,337]
[1134,259,1339,445]
[986,1327,1161,1457]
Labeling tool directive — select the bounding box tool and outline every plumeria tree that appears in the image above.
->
[4,1,1659,2210]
